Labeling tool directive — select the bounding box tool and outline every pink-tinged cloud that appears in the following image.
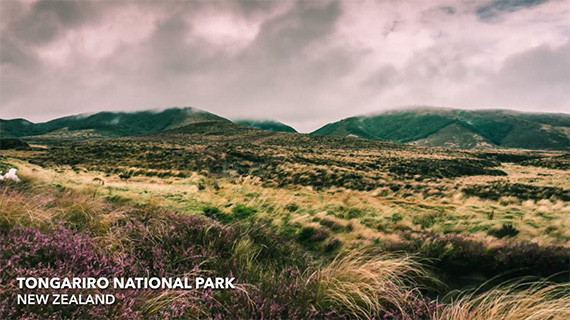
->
[1,0,569,132]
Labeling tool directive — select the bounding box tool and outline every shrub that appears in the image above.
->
[413,214,436,229]
[384,233,570,279]
[0,227,142,319]
[488,223,519,238]
[319,219,352,233]
[0,217,329,319]
[285,203,299,212]
[232,204,258,219]
[297,226,329,243]
[347,208,364,219]
[389,184,401,192]
[298,227,317,242]
[463,182,570,201]
[391,213,403,223]
[202,206,222,219]
[324,238,343,253]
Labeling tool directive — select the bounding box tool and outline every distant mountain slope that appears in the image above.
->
[0,119,35,138]
[0,107,229,139]
[311,108,570,150]
[413,122,494,149]
[233,120,297,133]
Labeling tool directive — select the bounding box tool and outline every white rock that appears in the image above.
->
[2,168,21,182]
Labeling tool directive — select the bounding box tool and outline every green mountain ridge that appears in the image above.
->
[0,108,299,141]
[2,106,569,150]
[0,107,228,140]
[311,108,570,150]
[233,120,297,133]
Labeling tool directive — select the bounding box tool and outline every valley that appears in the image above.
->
[1,108,569,319]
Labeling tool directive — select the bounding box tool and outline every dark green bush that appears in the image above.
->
[413,214,436,229]
[347,208,364,219]
[297,227,329,244]
[285,203,299,212]
[324,238,342,253]
[488,223,519,238]
[203,206,222,219]
[232,204,258,219]
[391,213,403,223]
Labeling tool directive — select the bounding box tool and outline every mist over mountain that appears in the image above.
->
[2,106,569,150]
[0,107,228,139]
[311,108,570,150]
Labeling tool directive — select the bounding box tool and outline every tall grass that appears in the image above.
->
[2,162,569,319]
[0,185,52,229]
[310,251,436,319]
[0,182,116,234]
[434,282,570,320]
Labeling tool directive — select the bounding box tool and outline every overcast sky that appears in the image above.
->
[1,0,569,132]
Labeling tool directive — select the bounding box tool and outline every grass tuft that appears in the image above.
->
[310,251,433,319]
[435,282,570,320]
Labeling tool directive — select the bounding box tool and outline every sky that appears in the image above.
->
[1,0,569,132]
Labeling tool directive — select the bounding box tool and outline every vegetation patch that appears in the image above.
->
[231,203,258,219]
[488,223,520,239]
[384,234,570,281]
[463,182,570,201]
[388,158,506,179]
[0,138,30,150]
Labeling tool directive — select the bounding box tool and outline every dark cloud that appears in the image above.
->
[230,0,282,17]
[500,41,570,85]
[250,1,341,61]
[147,16,215,75]
[0,36,38,70]
[10,0,102,44]
[484,41,570,106]
[476,0,549,20]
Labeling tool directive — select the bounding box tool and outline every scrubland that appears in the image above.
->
[1,130,569,319]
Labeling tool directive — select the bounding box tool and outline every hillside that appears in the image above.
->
[2,107,569,319]
[311,108,570,150]
[0,107,228,140]
[233,120,297,133]
[4,106,569,150]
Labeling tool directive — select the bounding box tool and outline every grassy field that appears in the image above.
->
[1,129,569,319]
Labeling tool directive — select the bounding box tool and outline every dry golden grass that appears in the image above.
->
[310,251,434,319]
[0,184,53,228]
[1,156,569,319]
[434,282,570,320]
[3,156,569,247]
[139,268,205,315]
[0,163,128,239]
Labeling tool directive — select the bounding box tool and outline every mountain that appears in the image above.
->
[233,120,297,133]
[311,107,570,150]
[0,107,229,140]
[4,106,569,151]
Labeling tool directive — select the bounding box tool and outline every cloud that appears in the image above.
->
[251,1,341,60]
[10,0,100,44]
[480,41,570,107]
[0,0,569,133]
[476,0,550,21]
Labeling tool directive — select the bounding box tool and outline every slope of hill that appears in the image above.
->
[233,120,297,133]
[0,107,228,140]
[311,108,570,150]
[0,119,35,138]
